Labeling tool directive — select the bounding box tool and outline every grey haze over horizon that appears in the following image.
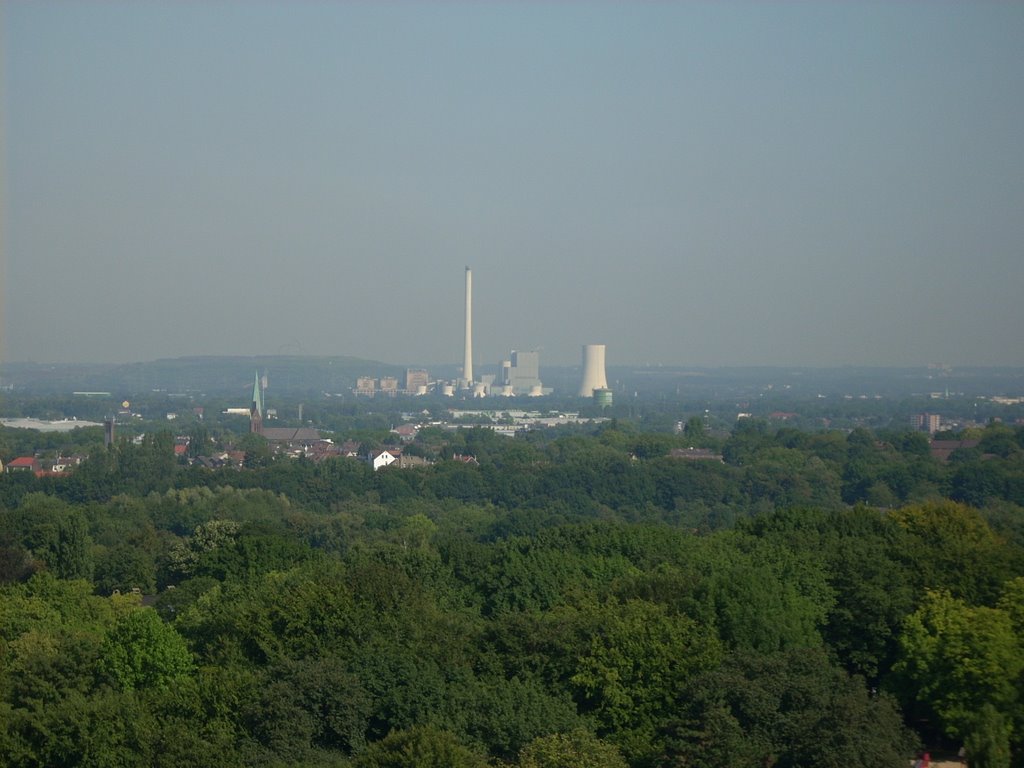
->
[3,2,1023,369]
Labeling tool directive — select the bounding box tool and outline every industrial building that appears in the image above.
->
[405,369,430,394]
[499,350,543,396]
[355,377,376,396]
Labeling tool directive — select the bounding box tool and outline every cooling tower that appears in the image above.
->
[463,267,474,386]
[578,344,608,397]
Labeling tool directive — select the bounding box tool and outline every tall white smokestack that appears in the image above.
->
[463,267,474,385]
[578,344,608,397]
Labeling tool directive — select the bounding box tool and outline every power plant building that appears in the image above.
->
[355,377,376,396]
[500,350,542,395]
[405,369,430,393]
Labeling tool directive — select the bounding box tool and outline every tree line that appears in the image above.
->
[1,418,1023,766]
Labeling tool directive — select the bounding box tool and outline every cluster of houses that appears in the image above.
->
[1,420,472,476]
[1,424,989,479]
[185,422,475,471]
[2,454,86,477]
[185,441,469,472]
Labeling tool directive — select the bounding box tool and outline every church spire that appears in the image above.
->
[250,371,263,435]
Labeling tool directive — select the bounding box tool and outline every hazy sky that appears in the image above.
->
[4,2,1023,368]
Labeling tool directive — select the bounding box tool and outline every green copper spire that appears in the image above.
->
[251,371,263,418]
[250,371,264,435]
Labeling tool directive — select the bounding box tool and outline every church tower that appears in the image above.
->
[249,371,264,435]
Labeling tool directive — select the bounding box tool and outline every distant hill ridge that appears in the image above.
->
[3,356,1024,399]
[0,355,410,395]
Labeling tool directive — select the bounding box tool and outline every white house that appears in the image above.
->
[368,449,401,471]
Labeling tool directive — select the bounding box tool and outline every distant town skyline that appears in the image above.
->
[4,2,1023,368]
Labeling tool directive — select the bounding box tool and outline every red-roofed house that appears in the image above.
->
[929,439,981,463]
[339,440,362,458]
[6,457,41,475]
[390,424,419,442]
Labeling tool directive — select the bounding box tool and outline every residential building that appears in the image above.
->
[668,447,724,462]
[6,457,41,475]
[368,449,400,471]
[911,413,941,434]
[391,424,419,442]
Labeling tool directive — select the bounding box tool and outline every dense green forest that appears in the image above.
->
[2,417,1024,766]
